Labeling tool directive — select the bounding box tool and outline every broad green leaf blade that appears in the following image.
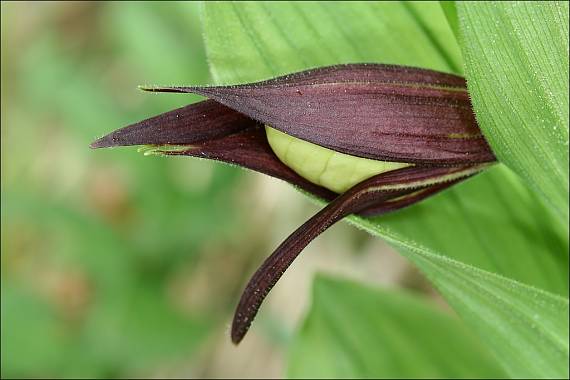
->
[204,1,462,84]
[456,1,569,224]
[202,1,569,377]
[349,223,569,379]
[288,275,506,379]
[374,165,568,296]
[440,1,459,40]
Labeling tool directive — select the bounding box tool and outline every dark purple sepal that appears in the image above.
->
[90,100,254,149]
[157,126,338,202]
[141,64,496,165]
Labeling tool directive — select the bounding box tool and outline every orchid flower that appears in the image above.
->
[91,63,496,344]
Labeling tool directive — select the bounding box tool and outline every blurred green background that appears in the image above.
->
[1,2,434,378]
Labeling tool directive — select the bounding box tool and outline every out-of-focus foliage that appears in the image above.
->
[288,276,505,379]
[0,2,249,377]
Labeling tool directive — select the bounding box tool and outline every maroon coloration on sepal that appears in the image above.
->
[158,126,338,202]
[142,64,496,165]
[90,100,255,149]
[230,165,478,344]
[91,100,338,201]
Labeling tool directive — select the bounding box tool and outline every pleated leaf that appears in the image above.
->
[456,1,569,224]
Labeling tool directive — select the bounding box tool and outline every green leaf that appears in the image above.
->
[288,275,506,379]
[351,221,569,379]
[456,1,569,224]
[204,1,462,82]
[440,1,459,40]
[202,1,569,377]
[373,165,568,297]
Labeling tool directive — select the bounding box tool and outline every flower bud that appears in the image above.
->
[91,63,496,344]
